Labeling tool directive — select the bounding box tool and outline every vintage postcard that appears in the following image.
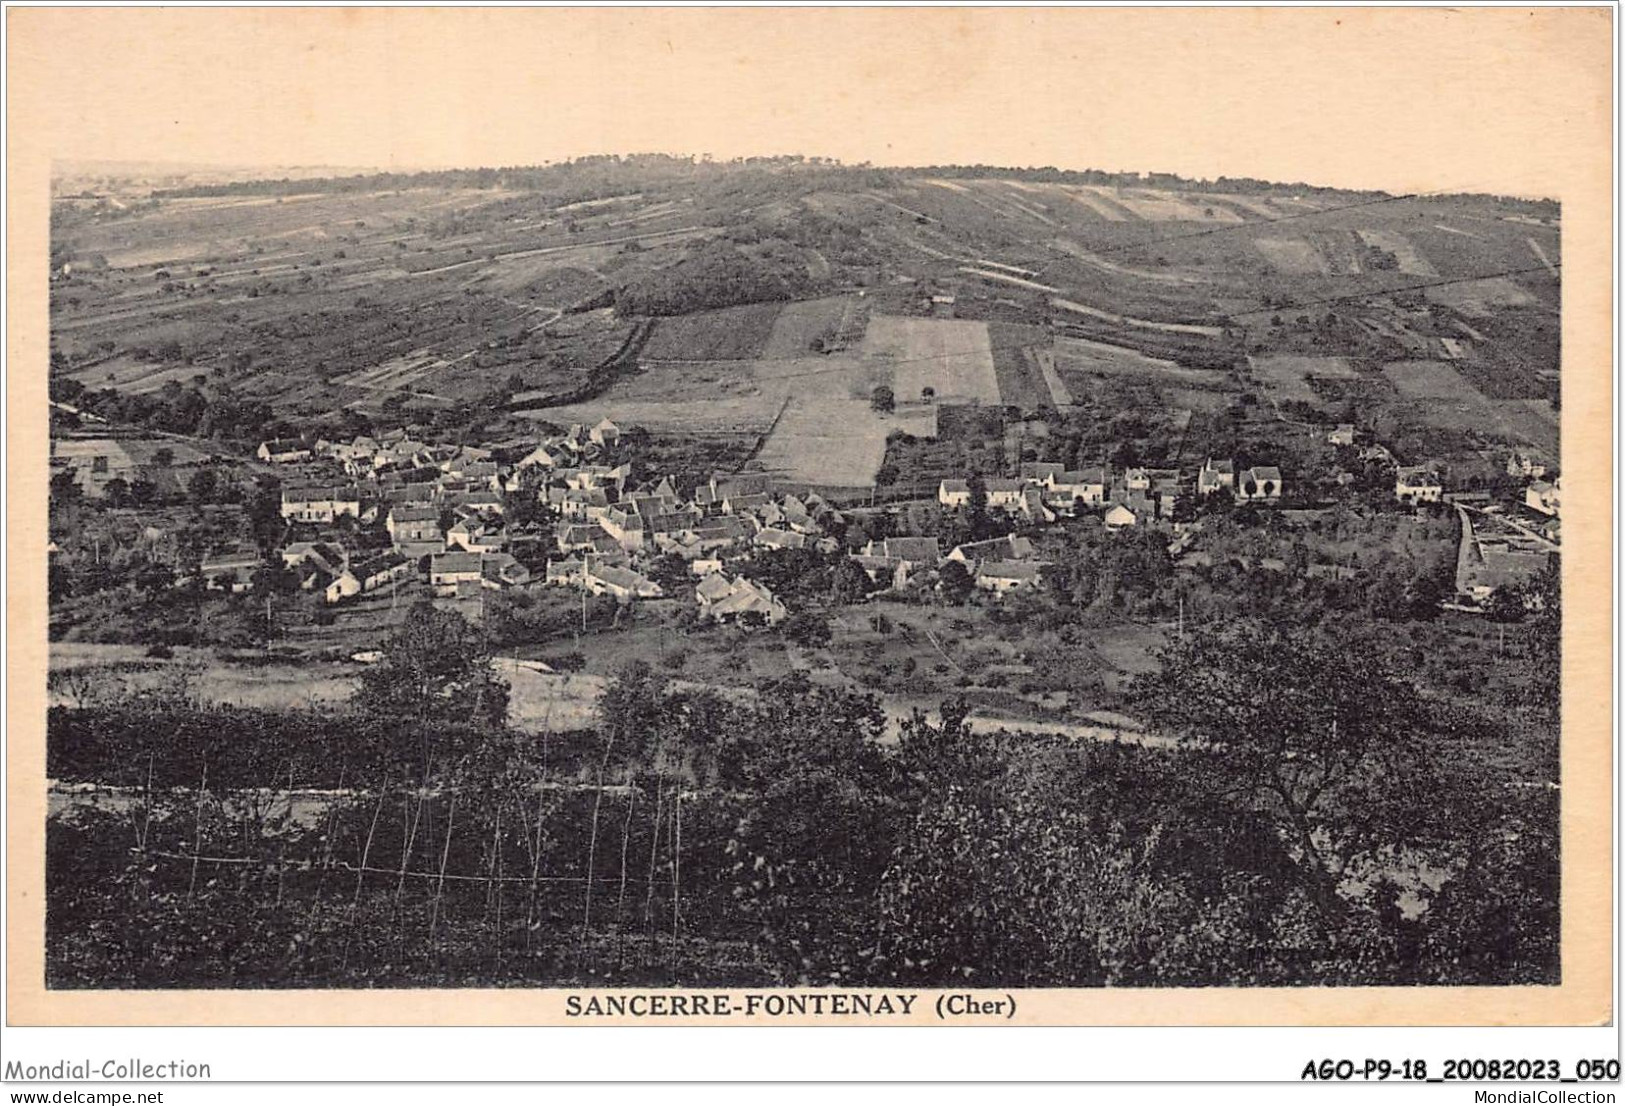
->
[5,5,1613,1029]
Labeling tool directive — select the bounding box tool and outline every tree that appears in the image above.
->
[644,553,692,596]
[187,468,220,505]
[1135,621,1436,903]
[869,385,895,414]
[829,558,876,605]
[354,600,509,728]
[50,469,82,508]
[1485,586,1526,624]
[938,559,974,605]
[782,611,833,649]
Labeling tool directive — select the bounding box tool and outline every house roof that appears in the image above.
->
[1395,465,1439,483]
[1057,467,1106,485]
[588,564,659,592]
[390,504,441,523]
[755,527,807,549]
[940,479,970,494]
[354,551,409,578]
[977,560,1042,582]
[879,537,941,561]
[430,551,484,575]
[284,484,361,503]
[695,574,734,602]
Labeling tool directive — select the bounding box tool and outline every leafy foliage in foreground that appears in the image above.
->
[46,620,1558,989]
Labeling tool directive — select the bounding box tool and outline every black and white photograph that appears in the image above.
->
[11,6,1610,1032]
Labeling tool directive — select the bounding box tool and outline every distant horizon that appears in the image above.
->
[21,8,1602,205]
[51,153,1562,204]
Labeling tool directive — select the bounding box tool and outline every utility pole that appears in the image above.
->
[1178,594,1185,640]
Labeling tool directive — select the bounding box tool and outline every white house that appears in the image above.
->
[429,551,485,596]
[1236,466,1283,503]
[387,504,443,546]
[280,485,362,524]
[201,547,260,593]
[257,438,311,464]
[546,557,585,587]
[1047,467,1107,507]
[984,478,1025,511]
[584,562,663,601]
[938,479,971,509]
[1394,466,1443,504]
[1198,458,1235,497]
[697,575,787,624]
[1104,504,1138,530]
[975,560,1043,594]
[1525,479,1560,516]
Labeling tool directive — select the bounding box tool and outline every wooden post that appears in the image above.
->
[430,793,458,943]
[186,763,207,901]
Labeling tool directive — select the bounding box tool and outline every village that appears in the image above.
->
[48,401,1560,660]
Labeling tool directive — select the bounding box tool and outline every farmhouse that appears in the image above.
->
[447,518,508,554]
[938,479,972,509]
[201,546,260,592]
[516,442,566,470]
[584,563,664,601]
[387,504,443,546]
[1236,467,1282,503]
[1525,479,1560,517]
[697,575,788,625]
[481,553,532,590]
[1506,450,1548,479]
[1020,462,1065,484]
[257,438,311,464]
[281,485,363,524]
[351,551,413,593]
[1047,468,1107,508]
[281,540,347,578]
[1394,466,1443,505]
[1327,424,1356,447]
[1198,458,1235,497]
[429,551,485,596]
[975,560,1044,594]
[947,534,1035,570]
[324,570,364,605]
[867,537,942,570]
[545,557,585,587]
[1104,504,1138,530]
[984,478,1026,510]
[754,527,808,551]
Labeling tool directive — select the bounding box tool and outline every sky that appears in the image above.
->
[9,7,1612,198]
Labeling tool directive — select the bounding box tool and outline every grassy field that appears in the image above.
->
[1382,360,1488,400]
[863,315,1000,406]
[1253,236,1330,275]
[754,392,898,488]
[640,302,784,362]
[1054,336,1229,389]
[1249,353,1357,405]
[760,296,861,359]
[1356,228,1437,276]
[987,323,1059,411]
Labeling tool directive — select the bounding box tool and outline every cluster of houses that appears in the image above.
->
[202,411,1556,620]
[936,456,1284,533]
[247,421,861,622]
